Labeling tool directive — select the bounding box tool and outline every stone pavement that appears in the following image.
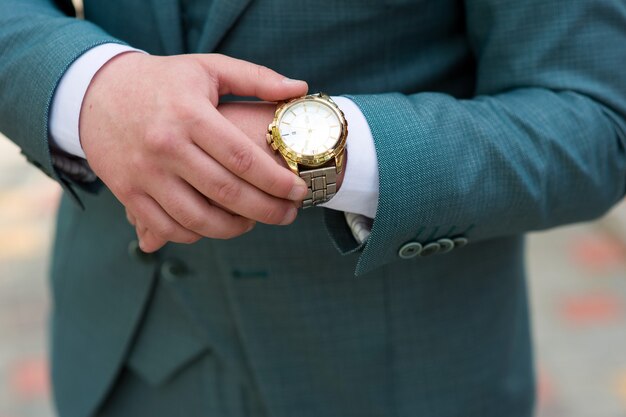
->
[1,135,626,416]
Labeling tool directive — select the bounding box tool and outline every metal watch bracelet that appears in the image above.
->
[300,165,337,208]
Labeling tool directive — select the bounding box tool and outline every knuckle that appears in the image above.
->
[154,222,177,240]
[177,212,204,232]
[211,53,226,63]
[216,220,251,240]
[254,64,272,80]
[128,151,150,172]
[266,173,293,198]
[143,129,178,154]
[216,181,242,205]
[206,52,222,61]
[256,65,269,80]
[260,203,287,224]
[117,183,142,202]
[173,102,202,124]
[229,146,255,176]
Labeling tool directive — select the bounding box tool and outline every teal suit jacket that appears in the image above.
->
[2,1,626,416]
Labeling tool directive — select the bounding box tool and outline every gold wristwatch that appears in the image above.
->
[267,93,348,208]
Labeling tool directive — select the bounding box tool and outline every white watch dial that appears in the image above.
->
[277,100,342,156]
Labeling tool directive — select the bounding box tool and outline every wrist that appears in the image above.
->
[79,51,146,157]
[50,44,144,159]
[336,148,347,192]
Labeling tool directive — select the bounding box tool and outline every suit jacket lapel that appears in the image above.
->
[196,0,253,53]
[150,0,185,55]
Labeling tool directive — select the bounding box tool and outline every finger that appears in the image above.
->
[135,217,147,236]
[190,105,308,202]
[137,226,169,253]
[127,193,203,250]
[176,142,299,225]
[200,54,308,102]
[146,175,258,238]
[134,218,167,253]
[126,209,137,226]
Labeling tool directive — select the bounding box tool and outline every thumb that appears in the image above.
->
[200,54,308,102]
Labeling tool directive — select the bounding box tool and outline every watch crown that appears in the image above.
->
[270,141,278,151]
[266,133,272,145]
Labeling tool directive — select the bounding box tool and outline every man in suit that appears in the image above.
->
[1,0,626,416]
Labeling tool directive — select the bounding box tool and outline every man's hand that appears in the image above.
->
[126,101,348,251]
[79,52,309,252]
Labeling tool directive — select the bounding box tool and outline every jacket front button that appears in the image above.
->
[128,240,156,263]
[437,238,455,254]
[398,242,422,259]
[160,259,187,282]
[453,236,469,248]
[420,242,441,257]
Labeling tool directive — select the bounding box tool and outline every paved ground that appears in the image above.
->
[1,135,626,416]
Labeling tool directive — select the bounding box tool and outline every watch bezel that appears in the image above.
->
[268,93,348,167]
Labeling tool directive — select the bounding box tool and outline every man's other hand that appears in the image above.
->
[79,53,308,252]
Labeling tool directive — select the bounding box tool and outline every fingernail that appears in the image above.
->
[288,179,308,200]
[280,206,298,225]
[282,77,307,86]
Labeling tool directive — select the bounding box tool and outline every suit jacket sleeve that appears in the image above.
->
[0,0,127,207]
[325,0,626,276]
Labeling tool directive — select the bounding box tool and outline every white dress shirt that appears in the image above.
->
[49,45,379,241]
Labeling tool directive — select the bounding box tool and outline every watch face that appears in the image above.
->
[277,100,342,156]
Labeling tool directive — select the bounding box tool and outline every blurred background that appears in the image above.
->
[3,0,625,414]
[2,131,626,417]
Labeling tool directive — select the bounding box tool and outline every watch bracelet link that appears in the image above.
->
[300,166,337,208]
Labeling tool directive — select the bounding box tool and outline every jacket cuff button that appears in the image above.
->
[436,238,455,254]
[419,242,441,257]
[398,242,422,259]
[452,236,469,248]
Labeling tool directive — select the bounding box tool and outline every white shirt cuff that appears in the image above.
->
[49,43,143,159]
[320,96,380,219]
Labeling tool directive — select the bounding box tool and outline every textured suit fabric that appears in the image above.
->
[1,1,626,417]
